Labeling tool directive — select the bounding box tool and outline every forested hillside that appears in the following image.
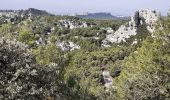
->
[0,8,169,100]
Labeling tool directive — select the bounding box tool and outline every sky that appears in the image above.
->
[0,0,169,16]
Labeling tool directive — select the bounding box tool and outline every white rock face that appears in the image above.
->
[102,9,159,47]
[58,19,92,29]
[100,27,115,34]
[138,9,159,33]
[56,41,80,51]
[102,70,113,88]
[104,25,137,43]
[106,27,114,34]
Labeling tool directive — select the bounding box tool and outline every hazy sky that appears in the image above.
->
[0,0,169,16]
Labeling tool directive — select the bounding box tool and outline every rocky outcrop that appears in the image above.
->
[58,19,93,29]
[56,41,80,51]
[102,70,113,88]
[138,9,159,32]
[0,8,49,17]
[0,8,50,24]
[103,25,137,45]
[102,9,159,46]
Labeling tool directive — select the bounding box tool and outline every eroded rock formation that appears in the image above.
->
[102,9,159,47]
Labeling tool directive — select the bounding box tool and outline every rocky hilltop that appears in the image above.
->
[102,9,160,47]
[133,9,159,32]
[0,8,49,17]
[0,8,50,24]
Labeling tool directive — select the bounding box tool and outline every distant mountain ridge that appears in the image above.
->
[76,12,129,20]
[0,9,129,20]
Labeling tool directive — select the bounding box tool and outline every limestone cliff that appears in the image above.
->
[102,9,160,46]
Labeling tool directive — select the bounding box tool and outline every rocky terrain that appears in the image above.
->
[56,41,80,51]
[102,9,159,47]
[0,8,49,17]
[0,8,169,100]
[58,19,94,29]
[100,9,160,89]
